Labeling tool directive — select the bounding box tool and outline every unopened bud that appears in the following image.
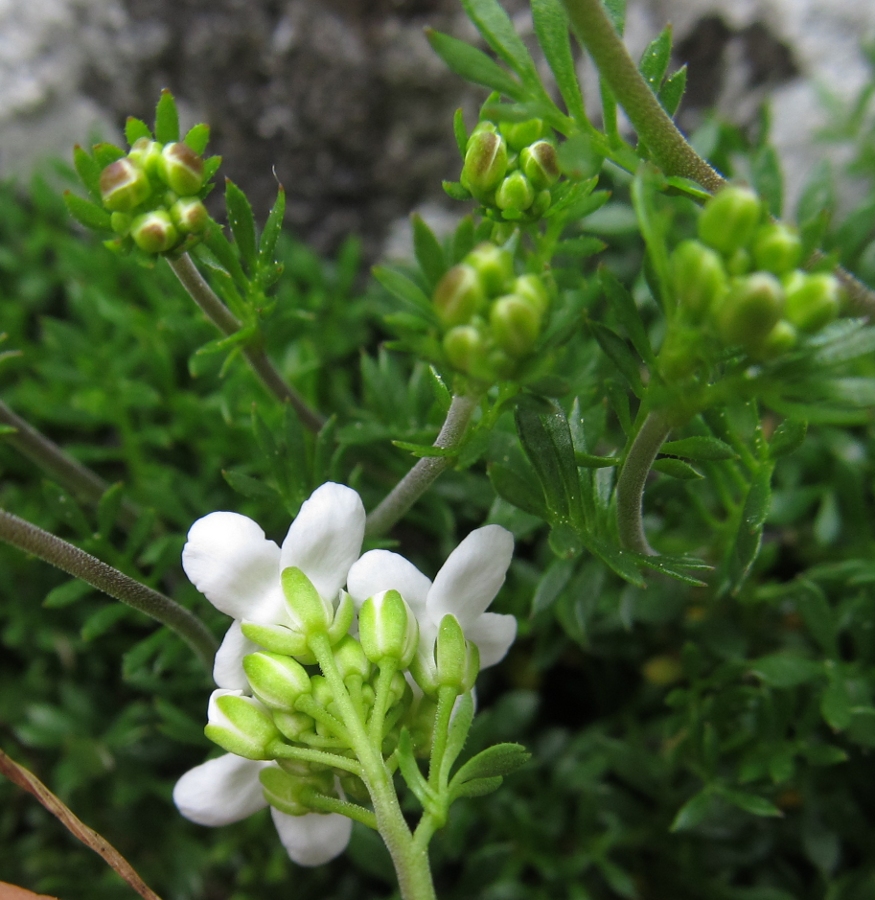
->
[170,197,209,234]
[461,131,508,197]
[130,209,179,254]
[495,171,535,214]
[433,264,485,327]
[127,138,164,179]
[99,158,151,212]
[435,614,480,693]
[752,223,802,276]
[783,271,841,333]
[520,141,559,190]
[464,243,514,296]
[443,325,485,375]
[530,189,552,217]
[750,318,797,361]
[282,567,334,637]
[490,294,541,357]
[110,212,132,236]
[499,118,548,151]
[716,273,784,348]
[671,239,727,321]
[332,635,371,682]
[259,766,332,817]
[697,185,762,256]
[513,274,550,317]
[204,689,280,760]
[243,652,312,710]
[159,142,205,196]
[359,589,419,667]
[273,710,315,742]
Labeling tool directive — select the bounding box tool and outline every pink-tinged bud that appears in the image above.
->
[752,223,802,276]
[495,171,535,214]
[697,185,762,256]
[443,324,485,375]
[716,273,784,348]
[464,243,514,296]
[671,239,727,321]
[499,118,548,151]
[782,271,842,333]
[490,294,541,357]
[170,197,209,234]
[513,274,550,317]
[461,131,508,197]
[99,158,151,212]
[433,264,485,327]
[130,210,180,254]
[520,141,559,190]
[159,142,205,196]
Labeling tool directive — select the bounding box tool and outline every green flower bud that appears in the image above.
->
[159,142,205,196]
[752,223,802,275]
[697,185,762,256]
[443,324,485,375]
[130,210,180,254]
[495,171,535,214]
[671,239,727,321]
[170,197,209,234]
[127,138,164,180]
[530,189,552,218]
[783,271,841,333]
[467,121,498,142]
[359,589,419,668]
[282,567,334,637]
[272,710,316,742]
[435,614,480,693]
[490,294,541,357]
[464,243,514,296]
[204,690,280,760]
[716,273,785,348]
[339,773,370,804]
[99,158,151,212]
[519,141,560,190]
[309,675,335,710]
[240,620,311,661]
[405,695,438,757]
[658,326,702,383]
[259,766,333,817]
[461,131,508,197]
[750,318,797,361]
[433,264,485,327]
[499,118,548,151]
[726,247,752,276]
[243,651,312,710]
[110,212,132,236]
[332,635,371,682]
[513,274,550,317]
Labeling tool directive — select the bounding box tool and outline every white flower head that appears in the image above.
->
[346,523,517,683]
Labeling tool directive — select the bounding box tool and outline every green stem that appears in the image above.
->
[429,685,459,793]
[369,660,399,748]
[294,696,351,744]
[167,254,325,433]
[0,507,216,670]
[365,393,479,538]
[0,400,140,531]
[268,741,363,778]
[615,410,674,555]
[298,788,379,830]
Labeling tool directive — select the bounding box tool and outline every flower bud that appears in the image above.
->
[461,131,508,198]
[435,614,480,693]
[204,689,280,760]
[170,197,209,234]
[241,620,311,661]
[159,142,205,196]
[359,589,419,668]
[464,243,514,296]
[716,273,784,348]
[490,294,541,357]
[752,223,802,276]
[332,635,371,682]
[130,210,179,254]
[273,710,316,742]
[530,189,552,218]
[697,185,762,256]
[495,171,535,214]
[513,274,550,317]
[782,271,841,333]
[671,239,727,321]
[726,247,752,276]
[259,766,333,817]
[127,138,164,179]
[110,212,132,236]
[443,324,485,375]
[432,264,485,327]
[99,158,151,212]
[243,651,312,710]
[658,326,702,382]
[750,318,797,361]
[309,676,335,714]
[519,141,560,190]
[282,566,334,636]
[499,118,548,151]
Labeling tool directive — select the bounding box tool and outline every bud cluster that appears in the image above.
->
[666,185,845,374]
[434,242,551,381]
[459,118,561,222]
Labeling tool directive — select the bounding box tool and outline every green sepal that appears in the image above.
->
[661,436,736,461]
[659,65,687,116]
[652,458,702,480]
[184,122,211,155]
[225,179,258,275]
[63,192,112,231]
[72,145,102,198]
[426,29,525,102]
[155,89,180,143]
[638,25,672,91]
[257,185,286,269]
[125,117,152,147]
[531,0,586,125]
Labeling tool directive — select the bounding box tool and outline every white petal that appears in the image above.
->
[173,753,269,826]
[464,612,517,668]
[280,483,366,602]
[182,512,284,622]
[347,549,432,615]
[270,807,353,866]
[213,621,258,690]
[427,525,514,627]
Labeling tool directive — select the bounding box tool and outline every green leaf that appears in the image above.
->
[91,143,125,169]
[461,0,541,92]
[222,468,277,500]
[63,192,112,231]
[554,236,606,258]
[124,117,152,147]
[531,0,587,124]
[43,580,93,609]
[768,418,807,458]
[488,462,548,519]
[451,775,503,799]
[670,788,714,831]
[426,29,525,101]
[659,65,687,116]
[795,581,837,657]
[255,185,286,272]
[599,268,657,369]
[820,681,853,731]
[427,366,452,413]
[154,89,180,143]
[443,180,473,201]
[391,441,457,459]
[531,558,575,614]
[848,708,875,748]
[603,0,626,35]
[590,322,644,397]
[797,159,835,227]
[652,458,702,480]
[412,214,447,289]
[631,165,672,312]
[184,122,211,155]
[725,462,774,593]
[72,145,102,198]
[373,266,433,314]
[225,179,258,275]
[574,452,619,468]
[453,108,468,156]
[750,653,823,688]
[96,482,126,540]
[638,25,672,91]
[81,604,130,641]
[719,788,783,818]
[752,145,783,217]
[661,436,736,461]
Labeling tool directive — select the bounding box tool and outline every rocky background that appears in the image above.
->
[1,0,873,259]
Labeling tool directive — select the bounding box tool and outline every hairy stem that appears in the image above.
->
[0,508,216,670]
[615,410,674,555]
[365,394,479,538]
[167,254,325,433]
[0,400,140,531]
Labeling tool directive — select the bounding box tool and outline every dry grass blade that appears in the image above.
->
[0,748,163,900]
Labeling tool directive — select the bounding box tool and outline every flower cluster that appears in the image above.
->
[434,241,552,382]
[663,185,845,378]
[173,483,516,866]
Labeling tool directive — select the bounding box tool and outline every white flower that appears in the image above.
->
[172,752,352,866]
[346,524,517,676]
[182,482,366,689]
